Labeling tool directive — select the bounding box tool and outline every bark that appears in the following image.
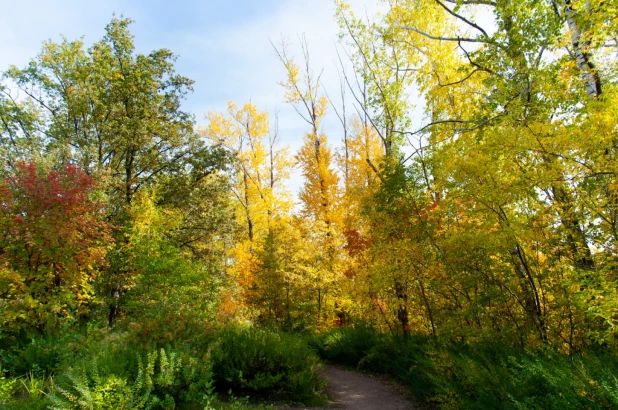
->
[510,245,548,343]
[562,0,602,98]
[395,281,410,337]
[108,285,120,327]
[244,170,253,241]
[552,185,596,270]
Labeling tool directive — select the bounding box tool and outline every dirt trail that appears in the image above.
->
[291,364,416,410]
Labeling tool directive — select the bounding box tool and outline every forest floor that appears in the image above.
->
[283,364,416,410]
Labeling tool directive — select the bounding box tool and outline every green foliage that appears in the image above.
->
[3,4,618,410]
[118,188,226,346]
[212,327,321,401]
[0,330,83,379]
[0,372,17,409]
[420,345,618,410]
[0,89,43,171]
[307,325,378,367]
[211,397,275,410]
[0,368,52,410]
[17,372,49,401]
[48,345,216,410]
[315,327,618,410]
[4,16,196,209]
[1,16,237,333]
[48,360,154,409]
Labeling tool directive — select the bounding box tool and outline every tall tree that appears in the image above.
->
[333,0,618,346]
[2,17,210,325]
[4,17,196,210]
[203,101,296,324]
[274,39,346,324]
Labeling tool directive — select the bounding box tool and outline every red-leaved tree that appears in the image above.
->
[0,162,112,332]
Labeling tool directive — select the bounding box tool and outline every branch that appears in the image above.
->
[458,41,496,74]
[271,38,316,128]
[341,13,398,137]
[396,22,492,45]
[395,119,474,136]
[366,157,384,181]
[335,45,386,144]
[435,68,482,87]
[444,0,496,5]
[433,0,491,39]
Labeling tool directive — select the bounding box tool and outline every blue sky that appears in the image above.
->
[0,0,384,193]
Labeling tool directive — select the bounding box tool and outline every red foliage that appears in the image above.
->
[343,228,371,258]
[0,162,112,330]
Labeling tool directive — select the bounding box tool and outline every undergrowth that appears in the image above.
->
[212,326,324,403]
[309,326,618,410]
[1,326,323,409]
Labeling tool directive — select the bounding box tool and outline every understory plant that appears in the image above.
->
[212,326,322,402]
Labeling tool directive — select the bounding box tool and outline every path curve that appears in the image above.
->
[291,364,416,410]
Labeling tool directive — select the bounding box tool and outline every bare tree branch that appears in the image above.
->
[433,0,491,39]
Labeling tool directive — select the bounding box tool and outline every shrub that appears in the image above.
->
[0,330,84,379]
[0,371,52,410]
[408,344,618,410]
[309,325,378,367]
[212,327,321,401]
[48,346,216,409]
[0,162,112,334]
[0,373,17,408]
[48,363,154,410]
[358,333,434,396]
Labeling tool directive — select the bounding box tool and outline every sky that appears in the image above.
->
[0,0,390,195]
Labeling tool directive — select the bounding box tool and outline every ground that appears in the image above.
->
[287,364,416,410]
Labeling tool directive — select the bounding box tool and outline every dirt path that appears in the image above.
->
[290,364,416,410]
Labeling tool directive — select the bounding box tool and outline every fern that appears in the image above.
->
[47,356,156,410]
[47,346,218,409]
[156,348,179,389]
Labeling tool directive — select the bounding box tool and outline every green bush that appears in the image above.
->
[49,366,153,410]
[308,325,378,367]
[212,327,321,401]
[0,330,84,379]
[358,333,434,396]
[0,373,17,409]
[48,346,216,409]
[0,372,52,410]
[426,346,618,410]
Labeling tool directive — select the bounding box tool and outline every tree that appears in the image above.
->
[331,0,618,347]
[0,87,44,172]
[2,16,202,325]
[0,162,111,333]
[335,0,414,159]
[203,101,296,324]
[4,17,196,209]
[274,38,346,325]
[118,186,232,344]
